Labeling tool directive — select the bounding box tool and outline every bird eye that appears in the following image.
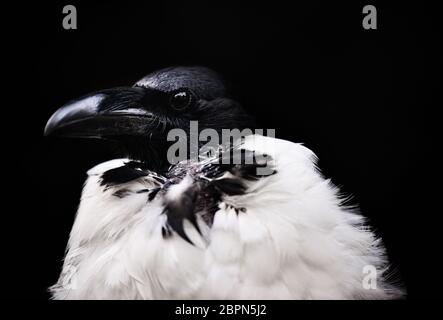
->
[169,90,193,110]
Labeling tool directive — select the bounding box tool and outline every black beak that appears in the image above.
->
[44,87,154,139]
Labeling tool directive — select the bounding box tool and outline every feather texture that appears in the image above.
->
[50,135,403,299]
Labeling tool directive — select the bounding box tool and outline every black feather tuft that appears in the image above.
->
[163,184,201,244]
[148,188,161,202]
[100,165,148,188]
[211,178,247,196]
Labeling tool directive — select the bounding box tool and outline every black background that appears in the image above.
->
[7,1,440,300]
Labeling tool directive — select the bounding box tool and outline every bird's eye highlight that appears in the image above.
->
[169,90,193,110]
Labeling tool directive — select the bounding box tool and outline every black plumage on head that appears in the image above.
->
[45,66,256,171]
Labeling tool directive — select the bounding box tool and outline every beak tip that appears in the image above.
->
[43,94,105,138]
[43,119,54,137]
[43,126,52,137]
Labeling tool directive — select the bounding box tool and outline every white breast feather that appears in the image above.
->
[50,135,402,299]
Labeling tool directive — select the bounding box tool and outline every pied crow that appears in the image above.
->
[44,66,403,299]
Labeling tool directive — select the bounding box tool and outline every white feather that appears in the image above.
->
[50,135,403,299]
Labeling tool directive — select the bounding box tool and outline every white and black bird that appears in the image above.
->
[45,66,403,299]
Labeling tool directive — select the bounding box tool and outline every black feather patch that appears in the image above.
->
[112,188,132,198]
[161,225,173,238]
[148,188,161,202]
[100,165,148,188]
[211,178,246,196]
[201,149,276,181]
[232,154,277,180]
[162,184,201,244]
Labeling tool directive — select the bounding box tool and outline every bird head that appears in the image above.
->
[44,66,255,170]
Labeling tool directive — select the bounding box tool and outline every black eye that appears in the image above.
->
[169,90,193,110]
